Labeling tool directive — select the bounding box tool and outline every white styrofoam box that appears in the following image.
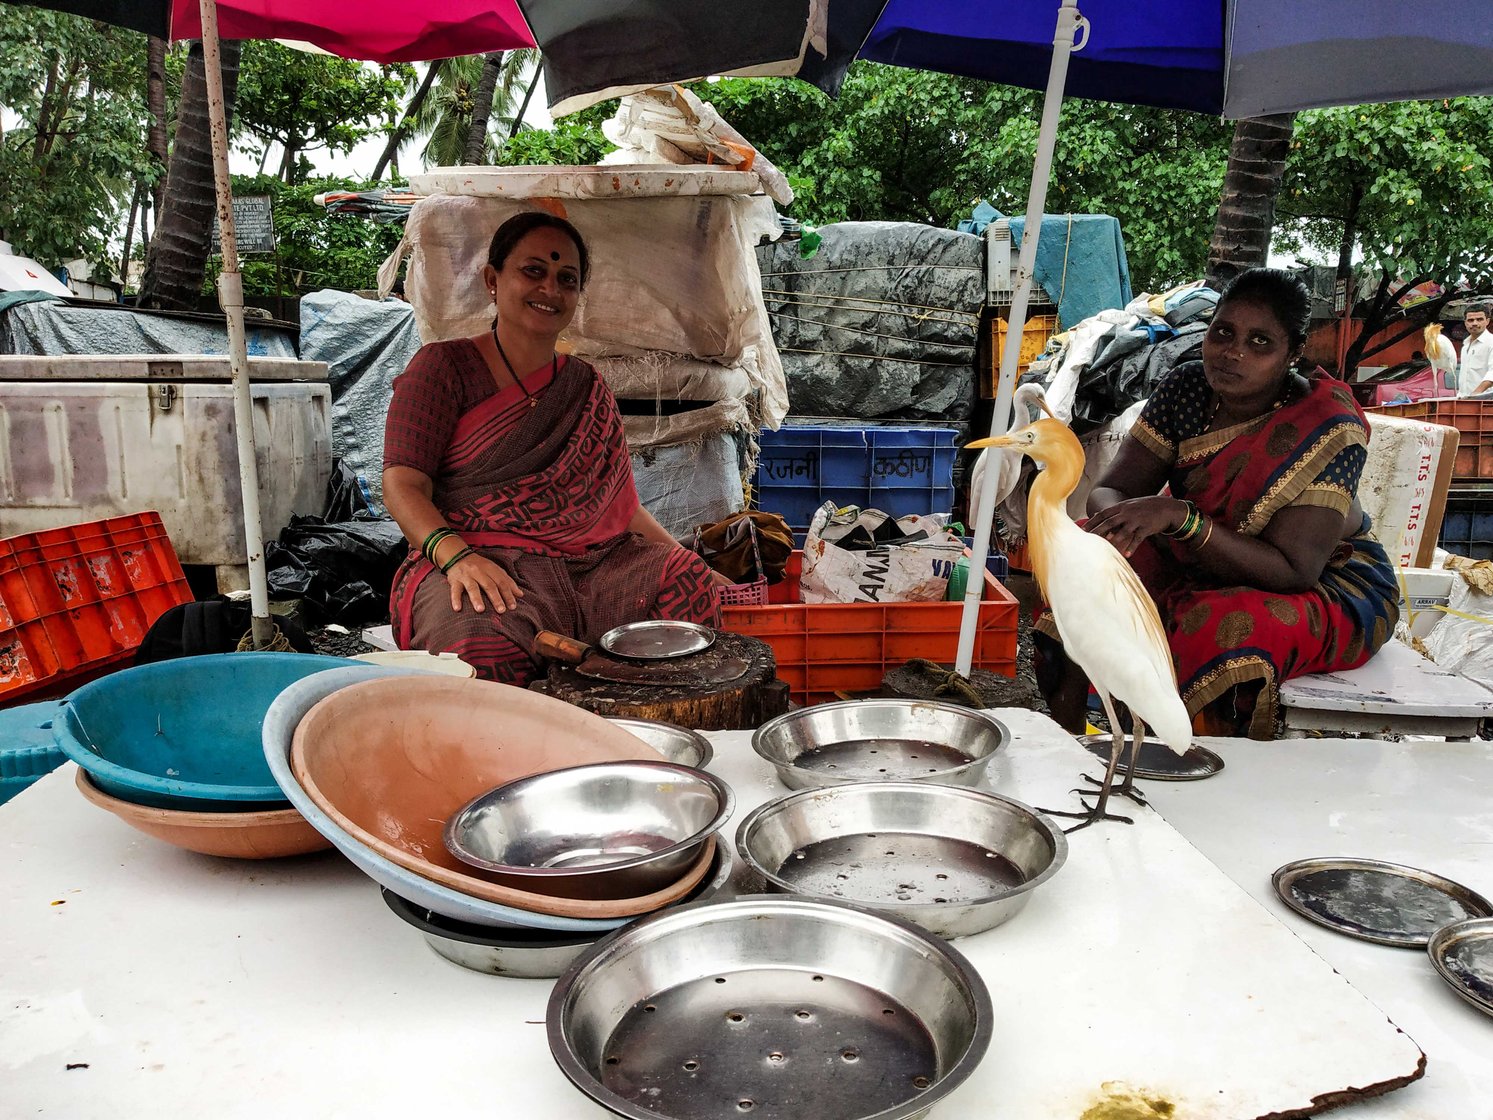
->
[0,377,330,567]
[1363,413,1458,568]
[1398,565,1455,638]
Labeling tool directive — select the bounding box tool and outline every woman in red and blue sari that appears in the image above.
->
[382,211,721,685]
[1039,268,1398,738]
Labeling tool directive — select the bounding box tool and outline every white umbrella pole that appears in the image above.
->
[955,0,1087,676]
[199,0,274,649]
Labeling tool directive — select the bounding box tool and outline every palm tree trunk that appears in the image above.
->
[372,62,442,181]
[146,36,168,218]
[140,39,243,311]
[1205,113,1296,290]
[120,182,142,288]
[463,52,505,165]
[508,64,541,140]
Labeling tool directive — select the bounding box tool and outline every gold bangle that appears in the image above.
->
[1196,519,1214,548]
[431,532,466,569]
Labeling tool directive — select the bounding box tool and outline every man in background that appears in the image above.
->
[1460,302,1492,395]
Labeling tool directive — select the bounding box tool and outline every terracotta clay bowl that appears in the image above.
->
[75,768,332,859]
[290,675,716,918]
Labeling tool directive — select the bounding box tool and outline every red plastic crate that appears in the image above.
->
[1370,397,1493,480]
[0,512,192,702]
[723,551,1019,707]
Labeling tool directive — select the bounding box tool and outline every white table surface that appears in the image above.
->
[2,710,1488,1119]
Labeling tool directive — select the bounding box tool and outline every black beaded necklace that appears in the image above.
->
[490,322,556,410]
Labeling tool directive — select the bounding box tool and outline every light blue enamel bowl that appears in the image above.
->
[55,653,360,811]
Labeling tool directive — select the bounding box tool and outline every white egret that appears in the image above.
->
[968,403,1191,830]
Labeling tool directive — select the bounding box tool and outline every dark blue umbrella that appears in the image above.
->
[863,0,1493,118]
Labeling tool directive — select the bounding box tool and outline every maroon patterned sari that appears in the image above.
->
[386,341,719,684]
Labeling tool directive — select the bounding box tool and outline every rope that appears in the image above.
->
[904,658,987,709]
[777,347,972,367]
[767,311,975,349]
[1056,216,1074,312]
[761,288,978,322]
[235,624,295,653]
[762,264,982,277]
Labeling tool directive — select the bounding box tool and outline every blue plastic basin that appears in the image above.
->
[54,653,358,811]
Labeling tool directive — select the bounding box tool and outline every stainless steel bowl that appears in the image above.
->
[444,761,734,899]
[548,895,992,1120]
[382,846,736,978]
[752,699,1007,790]
[735,781,1067,939]
[606,718,713,769]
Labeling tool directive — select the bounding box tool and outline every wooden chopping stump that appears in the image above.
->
[542,631,788,730]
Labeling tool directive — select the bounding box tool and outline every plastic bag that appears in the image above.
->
[800,503,965,604]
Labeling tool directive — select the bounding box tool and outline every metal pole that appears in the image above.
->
[955,0,1087,675]
[199,0,274,649]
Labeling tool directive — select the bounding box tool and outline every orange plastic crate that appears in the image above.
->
[1371,397,1493,480]
[0,512,192,702]
[722,551,1019,707]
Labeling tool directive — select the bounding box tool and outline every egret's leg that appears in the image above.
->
[1044,690,1133,831]
[1080,714,1149,805]
[1112,721,1150,804]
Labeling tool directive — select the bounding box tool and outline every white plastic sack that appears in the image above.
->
[800,502,965,604]
[600,86,794,206]
[380,189,788,427]
[1423,568,1493,692]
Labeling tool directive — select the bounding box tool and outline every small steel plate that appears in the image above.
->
[599,620,715,661]
[1078,734,1225,781]
[1427,917,1493,1018]
[1272,857,1493,948]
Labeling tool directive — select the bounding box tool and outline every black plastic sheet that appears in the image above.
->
[264,459,407,625]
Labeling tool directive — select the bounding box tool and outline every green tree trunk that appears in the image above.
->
[140,39,242,311]
[1205,113,1296,290]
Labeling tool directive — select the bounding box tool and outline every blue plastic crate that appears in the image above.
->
[754,423,957,533]
[0,699,66,806]
[1437,497,1493,561]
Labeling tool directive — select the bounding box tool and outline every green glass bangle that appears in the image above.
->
[1167,500,1198,539]
[440,546,474,574]
[422,527,455,562]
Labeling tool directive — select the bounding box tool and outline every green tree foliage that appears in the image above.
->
[497,101,616,167]
[0,7,153,268]
[1277,98,1493,285]
[211,174,405,298]
[234,42,411,183]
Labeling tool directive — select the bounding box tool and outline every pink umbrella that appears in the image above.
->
[167,0,534,63]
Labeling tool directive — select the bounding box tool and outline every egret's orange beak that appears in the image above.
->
[966,434,1015,450]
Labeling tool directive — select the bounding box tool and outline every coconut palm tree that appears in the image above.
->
[139,39,241,310]
[386,49,540,171]
[1206,114,1297,290]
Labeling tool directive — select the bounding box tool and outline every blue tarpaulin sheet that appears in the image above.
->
[959,202,1132,327]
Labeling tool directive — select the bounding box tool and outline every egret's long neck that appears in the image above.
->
[1024,436,1085,594]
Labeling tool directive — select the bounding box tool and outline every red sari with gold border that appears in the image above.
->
[1040,362,1398,738]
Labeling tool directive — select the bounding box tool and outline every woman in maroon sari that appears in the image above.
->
[382,212,721,684]
[1038,268,1398,738]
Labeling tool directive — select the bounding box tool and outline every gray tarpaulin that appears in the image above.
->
[300,289,744,535]
[299,289,422,509]
[758,221,982,422]
[0,299,297,358]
